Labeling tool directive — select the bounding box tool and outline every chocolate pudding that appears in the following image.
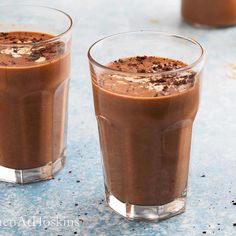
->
[0,31,70,170]
[92,56,200,206]
[182,0,236,27]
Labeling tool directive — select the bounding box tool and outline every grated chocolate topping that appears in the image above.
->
[0,31,65,67]
[97,56,197,97]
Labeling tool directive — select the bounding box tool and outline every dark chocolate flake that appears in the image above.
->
[173,79,187,86]
[158,78,167,83]
[0,32,8,38]
[136,56,147,61]
[163,66,172,71]
[13,47,18,53]
[163,85,168,91]
[154,93,158,97]
[30,51,41,61]
[187,73,196,83]
[137,69,146,73]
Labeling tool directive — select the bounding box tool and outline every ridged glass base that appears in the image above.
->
[106,188,186,221]
[0,152,66,184]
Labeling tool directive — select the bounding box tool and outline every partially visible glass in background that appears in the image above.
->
[182,0,236,27]
[0,5,72,183]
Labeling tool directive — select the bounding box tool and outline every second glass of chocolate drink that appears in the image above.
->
[88,31,205,220]
[0,5,72,183]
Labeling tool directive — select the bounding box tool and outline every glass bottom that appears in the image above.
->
[106,188,186,221]
[184,19,234,29]
[0,150,66,184]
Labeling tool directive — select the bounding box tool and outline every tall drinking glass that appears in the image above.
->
[88,31,205,220]
[0,5,72,183]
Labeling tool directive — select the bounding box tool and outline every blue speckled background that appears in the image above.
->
[0,0,236,235]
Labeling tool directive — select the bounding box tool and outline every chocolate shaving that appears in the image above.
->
[29,51,41,61]
[136,56,147,61]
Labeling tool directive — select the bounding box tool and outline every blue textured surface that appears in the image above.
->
[0,0,236,235]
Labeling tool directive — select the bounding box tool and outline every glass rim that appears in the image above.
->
[0,4,73,46]
[88,30,205,76]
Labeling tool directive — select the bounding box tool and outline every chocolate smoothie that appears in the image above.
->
[0,32,70,170]
[92,56,200,206]
[182,0,236,27]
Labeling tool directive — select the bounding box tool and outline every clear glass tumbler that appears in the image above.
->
[0,5,72,183]
[88,31,205,220]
